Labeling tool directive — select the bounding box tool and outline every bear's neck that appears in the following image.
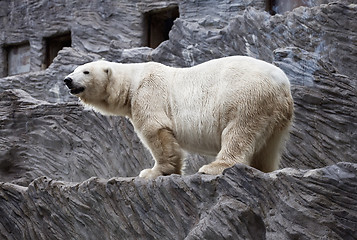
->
[82,94,132,118]
[103,78,133,117]
[81,73,133,118]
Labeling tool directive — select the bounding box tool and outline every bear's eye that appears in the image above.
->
[83,71,89,74]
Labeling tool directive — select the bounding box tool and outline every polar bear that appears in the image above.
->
[64,56,294,179]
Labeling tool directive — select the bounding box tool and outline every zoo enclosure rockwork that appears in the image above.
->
[0,0,356,239]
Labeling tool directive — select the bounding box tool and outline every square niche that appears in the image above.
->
[143,5,179,48]
[5,42,31,76]
[266,0,308,15]
[44,32,71,68]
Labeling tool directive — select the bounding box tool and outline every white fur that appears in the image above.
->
[65,56,294,179]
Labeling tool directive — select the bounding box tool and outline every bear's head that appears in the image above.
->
[64,60,112,104]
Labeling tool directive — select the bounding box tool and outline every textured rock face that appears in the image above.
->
[1,163,356,239]
[0,0,356,239]
[0,89,152,186]
[0,0,266,76]
[275,48,356,169]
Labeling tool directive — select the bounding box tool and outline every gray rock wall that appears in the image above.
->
[0,0,356,239]
[0,0,266,76]
[0,89,152,186]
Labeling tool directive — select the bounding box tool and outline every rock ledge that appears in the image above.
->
[1,162,356,240]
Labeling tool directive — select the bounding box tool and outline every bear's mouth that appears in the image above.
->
[70,87,85,95]
[64,77,85,95]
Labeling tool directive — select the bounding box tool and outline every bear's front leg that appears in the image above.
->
[138,128,183,179]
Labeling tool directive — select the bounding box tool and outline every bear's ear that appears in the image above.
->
[104,67,112,80]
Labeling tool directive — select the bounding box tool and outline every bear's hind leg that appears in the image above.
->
[251,124,291,172]
[139,128,183,179]
[198,122,257,175]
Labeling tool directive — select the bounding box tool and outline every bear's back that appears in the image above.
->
[164,56,291,156]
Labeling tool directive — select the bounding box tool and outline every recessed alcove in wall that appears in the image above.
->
[44,32,71,68]
[266,0,308,15]
[143,5,179,48]
[4,42,31,76]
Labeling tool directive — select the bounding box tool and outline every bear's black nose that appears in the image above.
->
[64,77,73,87]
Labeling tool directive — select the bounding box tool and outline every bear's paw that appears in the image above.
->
[139,168,162,179]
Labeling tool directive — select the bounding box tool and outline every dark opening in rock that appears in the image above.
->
[143,5,179,49]
[266,0,309,15]
[44,32,71,68]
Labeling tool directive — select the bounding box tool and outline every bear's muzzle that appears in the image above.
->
[64,77,85,95]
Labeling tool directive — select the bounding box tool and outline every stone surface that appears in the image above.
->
[0,0,267,77]
[274,47,357,169]
[0,0,356,239]
[0,89,151,186]
[0,162,356,239]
